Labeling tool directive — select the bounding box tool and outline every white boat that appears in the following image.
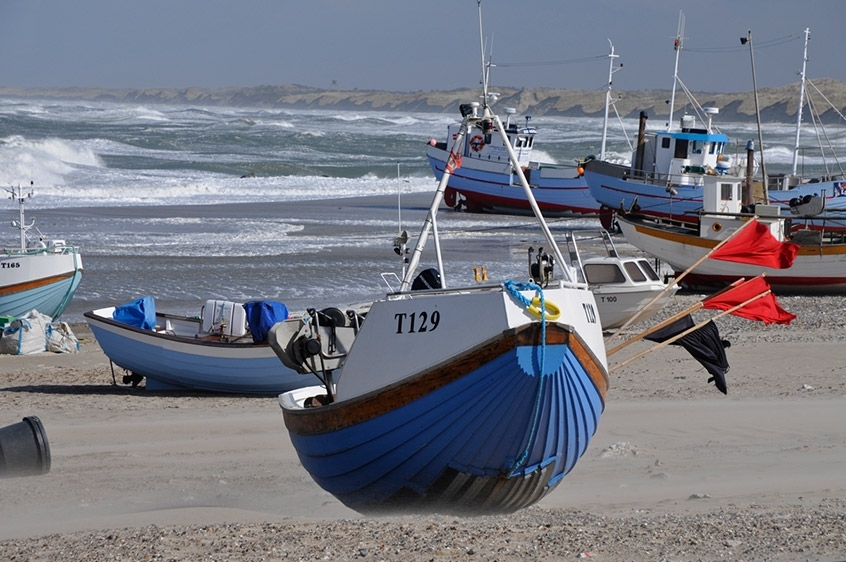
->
[426,18,625,219]
[558,230,678,331]
[85,297,309,394]
[0,184,83,320]
[615,173,846,294]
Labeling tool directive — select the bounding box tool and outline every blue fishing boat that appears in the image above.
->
[1,185,83,320]
[584,20,846,230]
[269,55,609,512]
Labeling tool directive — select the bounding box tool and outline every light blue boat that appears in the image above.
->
[1,185,83,320]
[85,298,308,395]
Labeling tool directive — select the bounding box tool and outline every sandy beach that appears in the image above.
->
[1,293,845,561]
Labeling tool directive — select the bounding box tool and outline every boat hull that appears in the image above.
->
[279,285,609,514]
[0,249,83,319]
[585,161,846,229]
[428,146,599,216]
[594,283,677,330]
[85,308,307,394]
[617,215,846,293]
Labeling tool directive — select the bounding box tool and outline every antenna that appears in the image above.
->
[600,39,621,161]
[667,11,685,130]
[792,28,810,176]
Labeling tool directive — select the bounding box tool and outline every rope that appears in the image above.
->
[503,279,549,476]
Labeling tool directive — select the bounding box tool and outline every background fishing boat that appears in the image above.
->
[615,174,846,293]
[0,184,82,320]
[426,19,626,218]
[585,20,846,229]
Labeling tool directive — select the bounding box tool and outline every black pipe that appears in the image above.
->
[0,416,51,478]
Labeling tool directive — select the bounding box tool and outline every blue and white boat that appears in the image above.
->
[426,18,624,219]
[85,297,307,395]
[584,21,846,229]
[426,110,600,217]
[0,184,83,320]
[269,93,609,514]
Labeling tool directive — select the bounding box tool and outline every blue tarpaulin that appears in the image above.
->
[243,300,289,343]
[113,296,156,330]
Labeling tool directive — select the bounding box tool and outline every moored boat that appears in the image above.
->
[85,297,307,394]
[559,230,678,331]
[584,20,846,229]
[1,184,83,320]
[269,86,609,514]
[426,17,625,218]
[615,174,846,294]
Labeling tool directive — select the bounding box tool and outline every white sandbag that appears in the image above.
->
[0,309,52,355]
[47,321,80,354]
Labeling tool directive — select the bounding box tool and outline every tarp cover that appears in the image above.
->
[243,300,289,343]
[113,296,156,330]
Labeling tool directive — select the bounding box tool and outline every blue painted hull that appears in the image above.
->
[427,152,599,217]
[282,323,607,514]
[85,310,307,395]
[585,164,846,229]
[0,274,82,320]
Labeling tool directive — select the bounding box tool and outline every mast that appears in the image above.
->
[791,28,810,176]
[600,40,620,161]
[666,11,684,131]
[742,30,768,202]
[477,0,489,107]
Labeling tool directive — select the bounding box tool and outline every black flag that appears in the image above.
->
[645,315,731,394]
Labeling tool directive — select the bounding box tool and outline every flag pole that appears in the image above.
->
[605,218,757,343]
[607,275,760,356]
[608,288,771,374]
[607,301,704,356]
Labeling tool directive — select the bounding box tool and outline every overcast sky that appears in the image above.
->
[1,0,843,94]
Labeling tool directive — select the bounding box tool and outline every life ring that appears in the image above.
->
[469,135,485,152]
[527,296,561,321]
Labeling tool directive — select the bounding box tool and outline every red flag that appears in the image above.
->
[445,151,462,173]
[710,220,799,269]
[702,276,796,325]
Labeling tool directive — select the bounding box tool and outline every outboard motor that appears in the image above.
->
[411,268,442,291]
[0,416,51,478]
[528,247,555,287]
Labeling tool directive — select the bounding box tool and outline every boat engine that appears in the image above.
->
[528,246,555,287]
[267,307,362,377]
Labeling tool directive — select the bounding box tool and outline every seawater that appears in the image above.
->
[1,97,843,322]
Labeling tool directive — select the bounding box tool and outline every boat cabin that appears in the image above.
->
[699,175,786,242]
[444,105,536,168]
[635,109,731,187]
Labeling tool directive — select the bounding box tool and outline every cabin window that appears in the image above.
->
[485,134,492,145]
[623,262,648,282]
[720,183,735,200]
[636,260,661,281]
[584,263,626,284]
[707,142,716,154]
[674,139,689,159]
[691,141,702,154]
[515,136,530,148]
[662,137,671,149]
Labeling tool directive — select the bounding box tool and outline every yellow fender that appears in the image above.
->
[527,296,561,321]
